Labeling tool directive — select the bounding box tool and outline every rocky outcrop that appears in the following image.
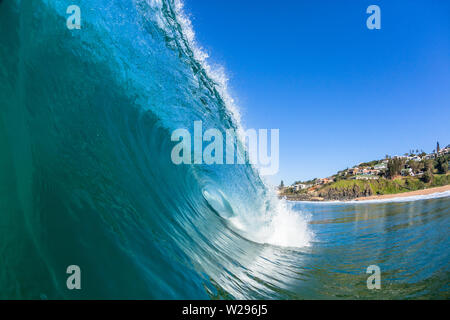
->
[281,184,374,201]
[316,184,373,200]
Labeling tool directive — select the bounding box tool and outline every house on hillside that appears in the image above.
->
[359,168,370,175]
[401,168,413,176]
[374,163,387,170]
[438,147,449,155]
[294,184,310,191]
[315,178,333,185]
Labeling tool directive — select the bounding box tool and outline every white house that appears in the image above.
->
[401,168,413,176]
[374,163,387,170]
[294,184,309,191]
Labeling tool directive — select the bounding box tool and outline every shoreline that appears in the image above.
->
[351,185,450,201]
[283,185,450,203]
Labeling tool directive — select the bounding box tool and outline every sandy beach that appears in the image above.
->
[353,185,450,201]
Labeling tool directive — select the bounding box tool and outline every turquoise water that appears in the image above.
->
[0,0,449,299]
[292,197,449,299]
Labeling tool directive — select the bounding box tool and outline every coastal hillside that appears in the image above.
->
[280,144,450,201]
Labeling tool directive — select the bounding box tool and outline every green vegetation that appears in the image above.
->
[436,156,449,174]
[317,174,450,200]
[407,160,422,174]
[281,142,449,201]
[357,160,380,168]
[422,171,433,183]
[387,158,405,178]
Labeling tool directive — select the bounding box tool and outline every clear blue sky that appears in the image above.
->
[184,0,450,185]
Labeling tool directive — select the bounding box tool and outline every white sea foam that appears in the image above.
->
[172,0,242,127]
[261,199,312,248]
[228,197,313,249]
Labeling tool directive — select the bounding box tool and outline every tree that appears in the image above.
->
[436,157,448,174]
[421,158,435,183]
[279,180,284,189]
[422,171,433,183]
[424,159,434,172]
[407,160,421,174]
[387,158,405,178]
[437,141,440,153]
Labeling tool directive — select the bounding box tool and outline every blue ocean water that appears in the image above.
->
[0,0,448,299]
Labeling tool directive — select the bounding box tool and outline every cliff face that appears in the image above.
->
[318,184,373,200]
[282,183,374,201]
